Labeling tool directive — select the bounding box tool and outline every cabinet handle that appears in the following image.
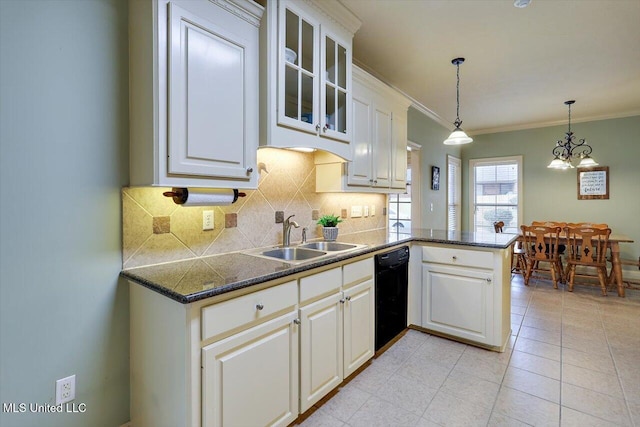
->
[246,167,254,174]
[374,180,378,184]
[255,303,264,311]
[486,278,492,284]
[345,296,352,301]
[322,125,328,133]
[339,298,345,304]
[315,124,321,132]
[452,256,457,261]
[369,179,374,183]
[293,318,301,325]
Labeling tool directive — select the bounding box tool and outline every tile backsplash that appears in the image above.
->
[122,148,387,269]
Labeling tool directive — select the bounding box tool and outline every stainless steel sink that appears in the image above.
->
[299,242,358,252]
[260,247,326,262]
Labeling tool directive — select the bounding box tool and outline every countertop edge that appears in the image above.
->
[121,234,517,304]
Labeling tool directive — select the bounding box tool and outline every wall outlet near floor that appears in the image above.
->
[55,374,76,405]
[203,210,214,230]
[370,205,375,216]
[364,205,369,217]
[351,206,362,218]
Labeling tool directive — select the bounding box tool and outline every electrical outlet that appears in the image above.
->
[364,205,369,217]
[55,375,75,405]
[203,210,214,230]
[370,205,376,216]
[351,205,362,218]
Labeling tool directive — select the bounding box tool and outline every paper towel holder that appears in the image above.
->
[162,188,246,206]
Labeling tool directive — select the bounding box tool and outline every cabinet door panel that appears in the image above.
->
[343,279,375,378]
[391,112,408,189]
[168,3,255,180]
[373,106,392,187]
[278,2,319,134]
[299,293,343,412]
[421,264,493,344]
[202,312,298,427]
[347,93,373,186]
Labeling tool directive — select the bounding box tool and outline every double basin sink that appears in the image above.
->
[247,241,366,264]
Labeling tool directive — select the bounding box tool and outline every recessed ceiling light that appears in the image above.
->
[513,0,531,8]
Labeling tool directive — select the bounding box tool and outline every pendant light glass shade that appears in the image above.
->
[444,128,473,145]
[444,58,473,145]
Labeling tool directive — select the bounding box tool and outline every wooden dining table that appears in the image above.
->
[516,232,634,297]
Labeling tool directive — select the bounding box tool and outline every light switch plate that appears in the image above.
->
[351,206,362,218]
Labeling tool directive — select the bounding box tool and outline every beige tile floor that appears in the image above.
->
[297,275,640,426]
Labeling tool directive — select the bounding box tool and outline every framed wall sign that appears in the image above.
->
[431,166,440,190]
[577,166,609,200]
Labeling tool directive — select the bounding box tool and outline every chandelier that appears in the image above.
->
[547,100,598,169]
[443,58,473,145]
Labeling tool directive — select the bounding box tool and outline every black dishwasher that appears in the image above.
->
[375,246,410,351]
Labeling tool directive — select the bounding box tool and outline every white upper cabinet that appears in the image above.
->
[129,0,263,188]
[260,0,361,160]
[316,65,411,193]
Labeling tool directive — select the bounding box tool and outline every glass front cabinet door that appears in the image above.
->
[264,0,360,159]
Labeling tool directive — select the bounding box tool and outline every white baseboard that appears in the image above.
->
[119,422,131,427]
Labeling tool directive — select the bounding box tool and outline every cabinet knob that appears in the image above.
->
[255,303,264,311]
[322,125,328,133]
[486,278,492,284]
[452,256,457,261]
[246,167,254,174]
[315,124,321,132]
[293,318,301,325]
[374,180,378,184]
[345,296,352,301]
[339,298,345,304]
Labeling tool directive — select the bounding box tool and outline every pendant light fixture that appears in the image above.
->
[547,100,598,169]
[444,57,473,145]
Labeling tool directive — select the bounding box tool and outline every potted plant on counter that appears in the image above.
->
[317,214,342,241]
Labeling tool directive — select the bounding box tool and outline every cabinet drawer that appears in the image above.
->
[422,245,492,269]
[343,257,374,288]
[299,267,342,304]
[202,280,297,341]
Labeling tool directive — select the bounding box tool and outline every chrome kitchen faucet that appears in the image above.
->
[283,215,300,247]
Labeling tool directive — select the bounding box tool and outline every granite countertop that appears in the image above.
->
[120,228,518,304]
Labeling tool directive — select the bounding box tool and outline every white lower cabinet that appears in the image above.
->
[299,258,374,413]
[299,292,343,412]
[421,263,493,345]
[202,311,299,427]
[343,278,375,377]
[130,257,375,427]
[418,245,511,351]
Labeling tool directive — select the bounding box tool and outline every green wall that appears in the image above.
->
[407,107,461,230]
[0,1,130,426]
[461,116,640,260]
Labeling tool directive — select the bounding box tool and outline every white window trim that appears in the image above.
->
[446,154,461,232]
[468,155,523,232]
[408,141,421,229]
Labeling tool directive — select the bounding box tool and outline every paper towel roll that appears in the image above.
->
[163,188,245,206]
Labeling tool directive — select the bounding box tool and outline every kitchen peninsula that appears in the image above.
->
[122,229,516,427]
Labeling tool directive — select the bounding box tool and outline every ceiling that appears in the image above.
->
[339,0,640,135]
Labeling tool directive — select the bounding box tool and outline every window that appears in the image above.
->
[388,149,412,234]
[469,156,523,235]
[447,155,461,232]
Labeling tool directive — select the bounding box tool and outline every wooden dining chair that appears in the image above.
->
[565,226,611,296]
[565,223,609,280]
[531,221,567,281]
[521,224,563,288]
[494,221,526,275]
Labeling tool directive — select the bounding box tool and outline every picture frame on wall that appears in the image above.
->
[432,166,440,190]
[577,166,609,200]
